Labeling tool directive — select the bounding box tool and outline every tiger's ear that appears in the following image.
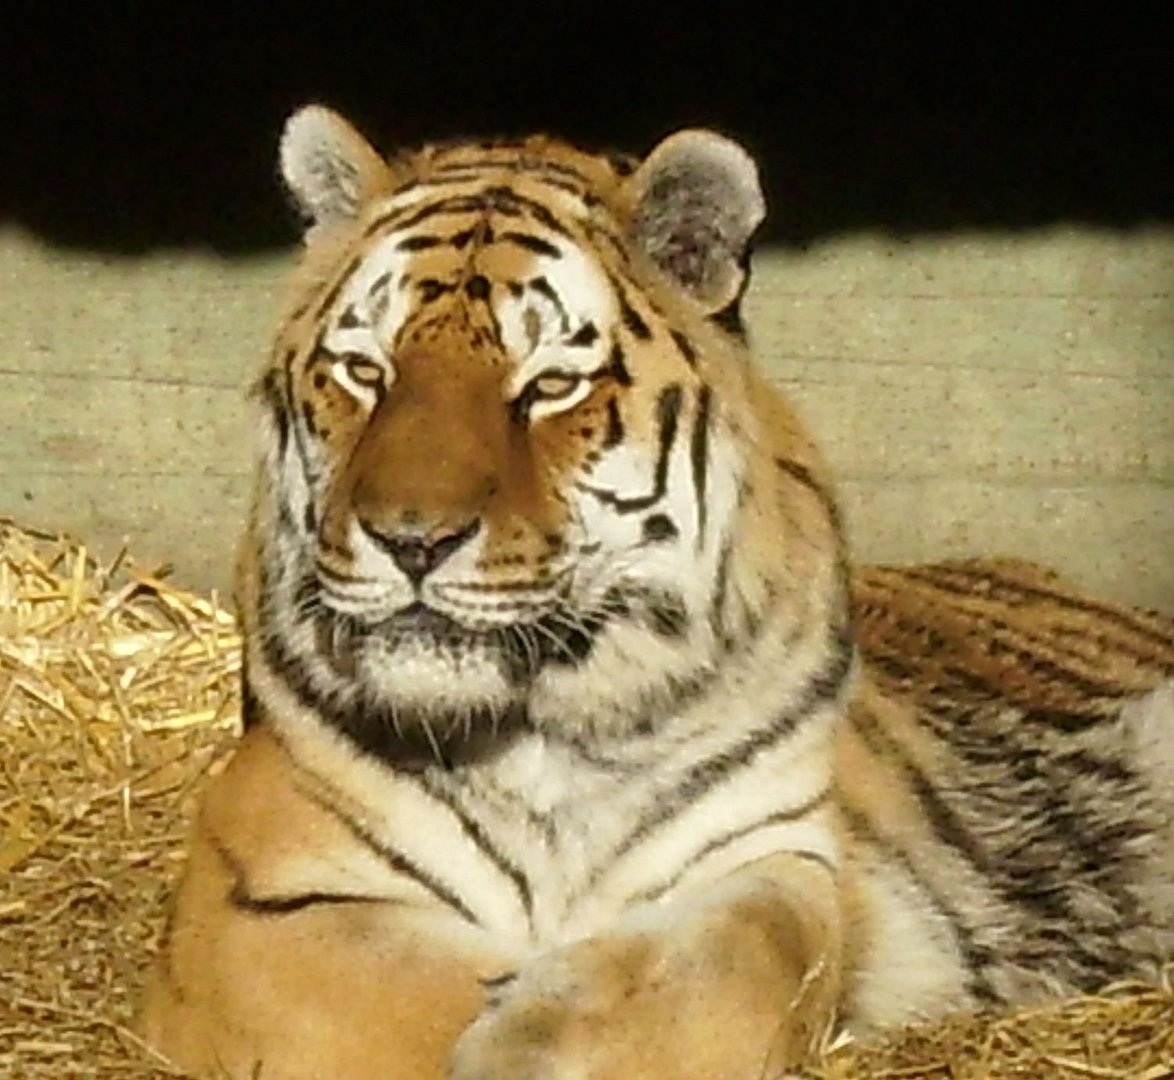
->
[279,105,390,230]
[627,130,765,314]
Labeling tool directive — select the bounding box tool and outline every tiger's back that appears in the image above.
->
[139,106,1174,1079]
[844,558,1174,1021]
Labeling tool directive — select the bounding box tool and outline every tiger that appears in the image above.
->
[138,104,1174,1080]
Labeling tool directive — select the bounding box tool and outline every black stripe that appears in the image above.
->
[430,160,509,175]
[499,190,574,238]
[552,663,724,762]
[240,664,261,730]
[461,773,560,848]
[583,220,630,263]
[254,368,289,459]
[567,321,599,348]
[552,735,647,775]
[297,783,481,926]
[426,185,566,234]
[366,270,393,299]
[417,277,456,301]
[530,159,592,184]
[883,670,1110,736]
[501,232,563,258]
[413,775,535,920]
[423,154,500,176]
[634,788,833,904]
[528,276,570,331]
[580,385,682,513]
[232,889,388,916]
[774,456,842,531]
[209,832,396,918]
[423,158,589,187]
[313,253,364,321]
[608,628,853,865]
[481,284,508,349]
[709,536,733,646]
[670,329,698,367]
[363,193,483,240]
[710,299,748,340]
[644,591,688,638]
[849,709,1012,897]
[285,342,317,490]
[690,386,712,547]
[595,341,632,386]
[868,647,1111,734]
[393,171,484,190]
[530,173,589,198]
[603,398,624,447]
[501,582,690,680]
[451,227,478,249]
[612,277,652,339]
[396,234,445,251]
[313,560,370,587]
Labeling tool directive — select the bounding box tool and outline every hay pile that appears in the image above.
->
[1,519,238,1077]
[2,518,1172,1079]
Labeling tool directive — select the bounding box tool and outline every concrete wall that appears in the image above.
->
[2,227,1170,609]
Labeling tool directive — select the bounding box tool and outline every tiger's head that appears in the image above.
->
[244,106,845,762]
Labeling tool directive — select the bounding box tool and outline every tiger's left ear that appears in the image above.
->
[627,130,765,314]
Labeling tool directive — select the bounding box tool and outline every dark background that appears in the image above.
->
[2,10,1170,254]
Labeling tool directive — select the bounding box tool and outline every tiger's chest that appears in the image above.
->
[361,730,839,954]
[417,738,663,949]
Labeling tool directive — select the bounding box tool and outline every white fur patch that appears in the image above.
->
[846,851,972,1029]
[1125,678,1174,795]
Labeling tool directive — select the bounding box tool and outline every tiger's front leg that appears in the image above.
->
[450,852,841,1080]
[139,729,516,1080]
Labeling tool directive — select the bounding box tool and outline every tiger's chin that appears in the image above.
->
[360,640,516,709]
[269,589,686,763]
[318,607,523,705]
[291,626,527,767]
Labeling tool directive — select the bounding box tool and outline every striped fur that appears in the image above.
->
[139,107,1174,1080]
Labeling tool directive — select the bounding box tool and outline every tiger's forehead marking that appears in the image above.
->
[389,136,626,206]
[314,171,623,384]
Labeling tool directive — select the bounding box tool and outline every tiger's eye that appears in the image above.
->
[530,372,583,401]
[344,357,385,388]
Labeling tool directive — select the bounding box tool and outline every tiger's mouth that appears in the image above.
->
[379,600,476,643]
[309,594,604,685]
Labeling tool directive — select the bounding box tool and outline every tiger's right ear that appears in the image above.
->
[279,105,391,229]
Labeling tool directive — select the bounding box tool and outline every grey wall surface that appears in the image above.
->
[2,227,1170,609]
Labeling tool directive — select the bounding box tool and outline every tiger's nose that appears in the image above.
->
[359,517,481,586]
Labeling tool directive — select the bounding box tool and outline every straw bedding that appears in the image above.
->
[2,517,1171,1078]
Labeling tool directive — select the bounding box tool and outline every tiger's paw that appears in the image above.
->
[448,925,822,1080]
[447,934,651,1080]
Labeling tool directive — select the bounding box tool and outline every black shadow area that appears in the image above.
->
[2,11,1169,253]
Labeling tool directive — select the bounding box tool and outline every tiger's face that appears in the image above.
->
[248,108,787,757]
